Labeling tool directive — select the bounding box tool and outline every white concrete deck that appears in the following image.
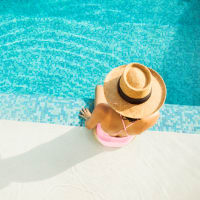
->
[0,120,200,200]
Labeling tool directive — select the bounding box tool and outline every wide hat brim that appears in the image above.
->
[104,64,167,119]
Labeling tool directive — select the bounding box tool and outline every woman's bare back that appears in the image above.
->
[95,104,159,136]
[98,104,135,137]
[81,85,160,137]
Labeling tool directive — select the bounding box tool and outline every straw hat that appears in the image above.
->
[103,63,167,118]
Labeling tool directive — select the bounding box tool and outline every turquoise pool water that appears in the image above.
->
[0,0,199,132]
[0,0,200,105]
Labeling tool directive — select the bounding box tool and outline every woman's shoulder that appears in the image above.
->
[144,111,160,121]
[127,111,160,135]
[137,111,160,125]
[95,103,114,115]
[95,103,121,124]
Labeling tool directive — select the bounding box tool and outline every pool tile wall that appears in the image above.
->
[0,94,199,134]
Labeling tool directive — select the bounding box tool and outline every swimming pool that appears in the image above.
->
[0,0,199,133]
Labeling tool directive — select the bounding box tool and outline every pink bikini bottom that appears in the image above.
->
[95,123,135,147]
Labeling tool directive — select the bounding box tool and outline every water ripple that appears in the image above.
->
[0,16,126,64]
[0,15,126,98]
[0,16,104,31]
[0,24,111,48]
[1,37,125,66]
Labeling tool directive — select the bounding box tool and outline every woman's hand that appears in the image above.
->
[79,108,92,120]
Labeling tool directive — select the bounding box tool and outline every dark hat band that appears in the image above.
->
[117,78,152,104]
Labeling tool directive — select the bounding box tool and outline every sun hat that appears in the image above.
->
[103,63,167,118]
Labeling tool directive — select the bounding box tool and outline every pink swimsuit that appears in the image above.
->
[95,115,136,147]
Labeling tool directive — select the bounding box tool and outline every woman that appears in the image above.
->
[80,63,166,147]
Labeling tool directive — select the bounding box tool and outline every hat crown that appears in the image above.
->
[126,67,147,89]
[120,63,152,99]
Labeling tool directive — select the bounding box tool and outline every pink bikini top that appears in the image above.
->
[118,115,137,136]
[95,115,136,147]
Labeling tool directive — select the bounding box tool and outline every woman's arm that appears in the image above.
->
[80,85,109,130]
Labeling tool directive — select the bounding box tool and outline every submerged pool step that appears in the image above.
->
[0,93,93,127]
[153,104,199,134]
[0,93,199,134]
